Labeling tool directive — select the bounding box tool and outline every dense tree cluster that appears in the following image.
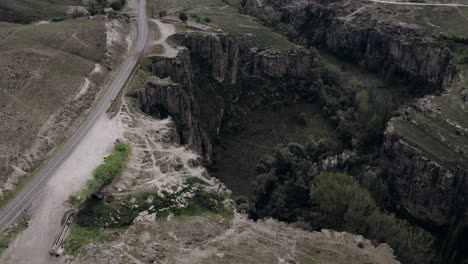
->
[249,142,434,264]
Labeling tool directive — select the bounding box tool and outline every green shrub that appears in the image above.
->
[110,1,122,10]
[297,112,309,126]
[159,10,167,18]
[64,226,104,255]
[69,142,131,208]
[178,12,188,21]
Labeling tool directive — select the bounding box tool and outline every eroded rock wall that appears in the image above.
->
[261,0,459,88]
[382,133,468,228]
[136,32,314,163]
[382,127,468,260]
[136,50,212,162]
[183,32,313,82]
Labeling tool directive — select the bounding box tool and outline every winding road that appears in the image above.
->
[369,0,468,7]
[0,0,148,234]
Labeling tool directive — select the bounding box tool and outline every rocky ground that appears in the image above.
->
[70,213,399,264]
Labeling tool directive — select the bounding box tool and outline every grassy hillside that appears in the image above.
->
[149,0,298,50]
[0,0,79,23]
[0,20,107,193]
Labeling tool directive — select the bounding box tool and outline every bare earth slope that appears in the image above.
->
[0,19,128,202]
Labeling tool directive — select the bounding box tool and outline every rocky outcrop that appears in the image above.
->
[135,51,212,162]
[382,127,468,260]
[260,0,459,88]
[383,134,468,228]
[184,33,240,83]
[136,32,314,163]
[182,32,313,82]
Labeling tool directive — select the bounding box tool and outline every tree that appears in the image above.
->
[178,12,188,21]
[111,1,122,10]
[355,89,369,115]
[159,10,167,18]
[97,0,107,7]
[88,3,99,15]
[297,112,309,126]
[310,172,434,264]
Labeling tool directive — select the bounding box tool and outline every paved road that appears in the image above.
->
[369,0,468,7]
[0,0,148,233]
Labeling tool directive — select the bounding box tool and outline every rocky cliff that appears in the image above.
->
[135,51,212,162]
[183,32,312,82]
[259,0,459,88]
[382,130,468,228]
[136,32,314,163]
[382,122,468,261]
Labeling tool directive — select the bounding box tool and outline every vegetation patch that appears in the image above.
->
[250,141,434,264]
[67,176,231,254]
[311,172,433,264]
[76,183,231,228]
[64,225,105,255]
[148,0,297,50]
[0,0,76,23]
[69,142,132,207]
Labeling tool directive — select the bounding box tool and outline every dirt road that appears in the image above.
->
[150,19,179,58]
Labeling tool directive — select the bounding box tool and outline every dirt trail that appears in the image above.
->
[150,19,178,58]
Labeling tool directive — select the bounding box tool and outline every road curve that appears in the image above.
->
[369,0,468,7]
[0,0,148,233]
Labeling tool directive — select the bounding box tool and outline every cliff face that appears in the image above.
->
[136,51,212,162]
[382,127,468,260]
[261,0,459,88]
[183,32,312,82]
[136,32,313,163]
[382,133,468,228]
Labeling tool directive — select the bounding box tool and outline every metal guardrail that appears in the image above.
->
[49,210,75,256]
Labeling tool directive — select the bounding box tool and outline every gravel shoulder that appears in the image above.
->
[0,115,123,264]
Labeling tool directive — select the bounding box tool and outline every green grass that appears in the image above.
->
[0,0,79,22]
[149,0,298,50]
[393,118,464,169]
[69,142,132,207]
[65,183,232,254]
[64,225,105,255]
[75,185,231,229]
[0,19,106,188]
